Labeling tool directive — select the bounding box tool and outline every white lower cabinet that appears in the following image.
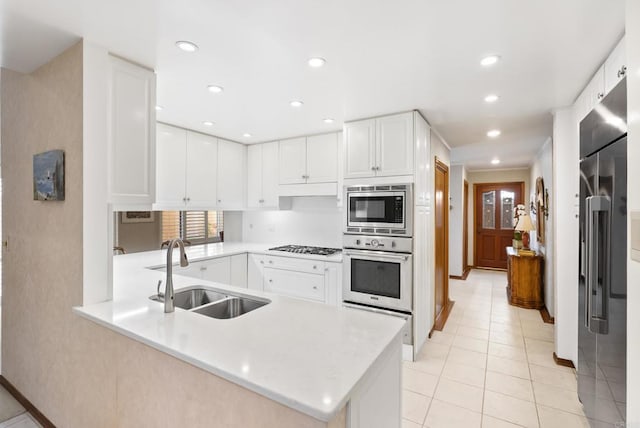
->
[263,268,325,302]
[199,257,231,284]
[246,254,341,305]
[229,254,248,288]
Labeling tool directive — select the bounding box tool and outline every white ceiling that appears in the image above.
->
[0,0,626,169]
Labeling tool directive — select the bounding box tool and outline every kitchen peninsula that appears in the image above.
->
[74,243,405,428]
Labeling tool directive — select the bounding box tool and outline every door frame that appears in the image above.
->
[433,158,454,331]
[463,179,469,275]
[473,181,525,268]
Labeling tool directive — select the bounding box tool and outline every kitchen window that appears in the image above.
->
[161,210,224,245]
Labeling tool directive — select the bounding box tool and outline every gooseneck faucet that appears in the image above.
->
[164,239,189,313]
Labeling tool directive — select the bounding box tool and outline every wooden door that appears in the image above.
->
[434,159,451,327]
[463,180,469,273]
[474,182,524,269]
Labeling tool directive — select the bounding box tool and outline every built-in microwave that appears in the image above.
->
[344,184,412,236]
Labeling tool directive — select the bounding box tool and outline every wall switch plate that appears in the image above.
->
[632,211,640,262]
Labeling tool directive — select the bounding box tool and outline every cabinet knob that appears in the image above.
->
[597,92,604,100]
[313,265,317,269]
[371,166,376,171]
[260,260,264,264]
[182,197,186,202]
[269,279,273,283]
[313,286,317,290]
[200,266,207,271]
[268,260,273,264]
[618,66,627,78]
[218,199,222,203]
[259,199,264,203]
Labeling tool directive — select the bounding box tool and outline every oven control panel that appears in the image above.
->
[343,234,413,253]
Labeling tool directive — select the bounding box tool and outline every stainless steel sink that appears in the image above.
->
[150,285,270,318]
[192,296,270,319]
[150,286,228,310]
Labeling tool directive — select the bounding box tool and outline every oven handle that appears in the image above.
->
[343,302,411,319]
[343,249,410,262]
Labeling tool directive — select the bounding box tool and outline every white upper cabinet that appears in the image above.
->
[185,131,217,208]
[247,142,280,208]
[279,133,339,191]
[155,123,246,210]
[307,133,338,183]
[108,55,156,208]
[156,123,186,207]
[414,113,431,206]
[344,112,414,179]
[604,37,627,94]
[376,113,414,177]
[279,137,307,184]
[217,139,246,209]
[344,119,376,179]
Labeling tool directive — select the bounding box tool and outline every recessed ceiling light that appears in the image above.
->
[484,94,499,103]
[243,133,252,138]
[481,55,500,66]
[308,57,326,68]
[208,85,224,93]
[491,158,501,165]
[290,100,304,108]
[175,40,199,52]
[155,105,164,111]
[203,121,214,126]
[487,129,501,138]
[323,118,334,124]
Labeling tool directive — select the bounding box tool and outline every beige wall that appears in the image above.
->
[1,42,344,428]
[466,168,531,265]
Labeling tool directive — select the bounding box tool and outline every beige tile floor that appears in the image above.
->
[402,269,622,428]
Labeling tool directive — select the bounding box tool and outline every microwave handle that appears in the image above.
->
[343,250,409,262]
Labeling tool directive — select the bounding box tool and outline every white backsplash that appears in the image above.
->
[241,197,343,247]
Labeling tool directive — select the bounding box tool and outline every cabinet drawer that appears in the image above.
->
[263,268,325,302]
[263,255,325,274]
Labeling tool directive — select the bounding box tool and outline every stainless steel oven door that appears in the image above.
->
[347,191,406,229]
[343,249,412,312]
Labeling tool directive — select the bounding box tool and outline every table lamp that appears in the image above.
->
[514,214,535,250]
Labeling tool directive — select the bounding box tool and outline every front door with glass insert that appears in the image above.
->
[474,182,524,269]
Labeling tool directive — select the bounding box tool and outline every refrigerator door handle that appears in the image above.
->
[586,195,610,334]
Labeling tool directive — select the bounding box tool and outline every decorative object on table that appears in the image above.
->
[512,204,527,249]
[33,149,65,201]
[514,213,535,250]
[535,177,548,244]
[121,211,155,223]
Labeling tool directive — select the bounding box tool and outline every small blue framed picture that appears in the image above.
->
[33,150,65,201]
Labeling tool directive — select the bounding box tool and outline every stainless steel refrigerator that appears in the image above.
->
[578,78,627,426]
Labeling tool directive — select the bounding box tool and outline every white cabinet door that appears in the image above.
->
[155,123,186,206]
[344,119,376,179]
[200,257,231,284]
[605,37,626,94]
[247,144,263,208]
[247,254,265,290]
[230,254,248,288]
[261,142,280,207]
[588,66,606,108]
[217,139,246,209]
[307,133,338,183]
[185,131,217,208]
[263,268,325,302]
[108,55,156,207]
[414,113,431,206]
[377,112,414,177]
[279,138,307,184]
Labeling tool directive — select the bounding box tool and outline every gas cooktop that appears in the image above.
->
[268,245,342,256]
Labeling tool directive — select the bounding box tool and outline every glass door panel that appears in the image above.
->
[482,191,495,229]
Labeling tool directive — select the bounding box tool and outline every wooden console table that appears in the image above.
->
[506,247,543,309]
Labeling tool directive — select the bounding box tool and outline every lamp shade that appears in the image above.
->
[514,214,535,231]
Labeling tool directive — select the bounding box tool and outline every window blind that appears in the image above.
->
[161,210,224,245]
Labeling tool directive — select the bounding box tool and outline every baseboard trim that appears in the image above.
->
[432,300,455,333]
[553,352,576,369]
[540,306,555,324]
[449,267,471,281]
[0,375,55,427]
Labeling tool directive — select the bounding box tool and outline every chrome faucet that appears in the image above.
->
[164,239,189,313]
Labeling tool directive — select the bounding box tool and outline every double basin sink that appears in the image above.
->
[151,286,270,319]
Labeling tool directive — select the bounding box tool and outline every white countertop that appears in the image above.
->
[74,242,404,422]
